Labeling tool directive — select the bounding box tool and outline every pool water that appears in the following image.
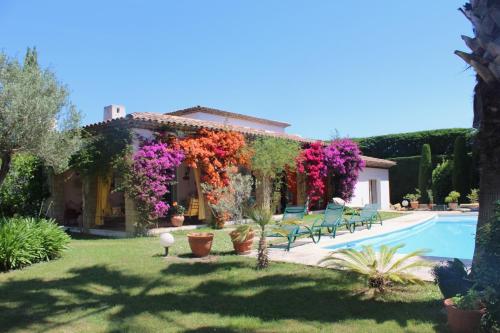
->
[324,215,477,260]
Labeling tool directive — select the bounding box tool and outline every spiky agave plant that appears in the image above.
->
[248,208,274,269]
[319,244,430,292]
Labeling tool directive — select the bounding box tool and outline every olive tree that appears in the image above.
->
[250,137,300,210]
[0,48,81,187]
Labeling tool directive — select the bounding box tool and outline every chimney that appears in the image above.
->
[103,105,126,121]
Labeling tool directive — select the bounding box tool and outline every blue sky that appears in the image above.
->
[1,1,474,139]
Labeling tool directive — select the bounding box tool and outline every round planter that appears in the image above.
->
[448,202,459,210]
[444,298,486,333]
[170,215,185,227]
[215,216,226,229]
[410,201,419,210]
[230,231,255,255]
[187,232,214,257]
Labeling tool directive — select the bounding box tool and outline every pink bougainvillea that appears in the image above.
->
[296,141,327,208]
[131,140,184,221]
[324,139,365,201]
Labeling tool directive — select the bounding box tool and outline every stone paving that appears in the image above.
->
[248,211,444,280]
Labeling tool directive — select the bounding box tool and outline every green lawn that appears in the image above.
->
[0,222,446,333]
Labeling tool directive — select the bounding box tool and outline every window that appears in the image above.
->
[116,107,120,113]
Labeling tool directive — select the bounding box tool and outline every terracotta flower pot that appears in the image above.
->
[448,202,459,210]
[187,232,214,257]
[230,231,255,255]
[215,216,226,229]
[444,298,486,333]
[410,201,419,210]
[170,215,185,227]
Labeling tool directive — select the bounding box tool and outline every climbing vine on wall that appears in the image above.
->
[177,129,249,203]
[324,139,365,201]
[296,141,327,208]
[127,140,184,228]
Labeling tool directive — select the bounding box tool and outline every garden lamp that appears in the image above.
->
[159,232,175,256]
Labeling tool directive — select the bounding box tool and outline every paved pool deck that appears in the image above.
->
[247,211,475,281]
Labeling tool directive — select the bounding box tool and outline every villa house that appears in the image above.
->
[47,105,395,235]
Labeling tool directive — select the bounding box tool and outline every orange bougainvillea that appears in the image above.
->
[178,129,249,203]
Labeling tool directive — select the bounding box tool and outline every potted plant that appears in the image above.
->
[467,188,479,210]
[229,224,255,254]
[445,191,461,210]
[444,289,486,333]
[170,202,185,227]
[187,232,214,257]
[432,259,473,299]
[405,189,421,210]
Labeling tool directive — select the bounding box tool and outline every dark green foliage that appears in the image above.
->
[432,259,472,298]
[452,136,470,202]
[388,155,444,204]
[355,128,475,159]
[432,160,453,204]
[0,154,50,217]
[418,144,432,203]
[0,217,70,271]
[70,127,132,176]
[476,201,500,330]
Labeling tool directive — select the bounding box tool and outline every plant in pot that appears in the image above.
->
[445,191,461,210]
[229,224,255,254]
[405,189,421,210]
[444,289,486,333]
[169,202,185,227]
[187,232,214,257]
[467,188,480,210]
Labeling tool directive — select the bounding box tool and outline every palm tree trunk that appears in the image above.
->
[472,78,500,272]
[257,230,269,269]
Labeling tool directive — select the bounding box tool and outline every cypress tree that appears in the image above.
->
[418,144,432,203]
[452,136,469,202]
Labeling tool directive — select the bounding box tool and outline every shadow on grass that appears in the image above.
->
[0,262,446,332]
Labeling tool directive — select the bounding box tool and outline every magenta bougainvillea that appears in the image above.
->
[324,139,365,201]
[297,141,328,207]
[131,140,184,221]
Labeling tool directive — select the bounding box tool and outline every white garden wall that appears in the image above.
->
[348,167,391,210]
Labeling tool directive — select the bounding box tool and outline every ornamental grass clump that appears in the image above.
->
[320,244,430,293]
[0,217,70,271]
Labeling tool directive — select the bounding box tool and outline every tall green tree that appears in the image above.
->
[418,144,432,203]
[456,3,500,271]
[452,136,469,202]
[250,137,300,210]
[0,48,81,187]
[432,160,453,204]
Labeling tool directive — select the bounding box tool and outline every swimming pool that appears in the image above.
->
[324,215,477,260]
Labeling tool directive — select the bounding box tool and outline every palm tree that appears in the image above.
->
[248,208,274,269]
[320,244,429,293]
[455,2,500,272]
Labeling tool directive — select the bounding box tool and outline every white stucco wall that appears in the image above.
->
[348,167,391,210]
[178,111,287,133]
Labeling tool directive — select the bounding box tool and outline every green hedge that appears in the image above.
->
[356,128,475,158]
[389,155,445,204]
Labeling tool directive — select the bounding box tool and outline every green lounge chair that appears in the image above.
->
[268,205,309,251]
[310,203,347,243]
[348,204,382,230]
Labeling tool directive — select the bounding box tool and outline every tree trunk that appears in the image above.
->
[0,152,12,188]
[256,175,272,211]
[472,79,500,271]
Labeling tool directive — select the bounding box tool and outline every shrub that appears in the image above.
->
[432,160,453,204]
[0,153,49,217]
[432,259,472,299]
[320,244,429,293]
[445,191,461,204]
[0,217,70,271]
[418,144,432,203]
[404,189,421,202]
[451,289,483,310]
[467,188,479,204]
[452,136,470,202]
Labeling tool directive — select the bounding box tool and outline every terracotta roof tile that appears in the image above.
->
[84,112,396,169]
